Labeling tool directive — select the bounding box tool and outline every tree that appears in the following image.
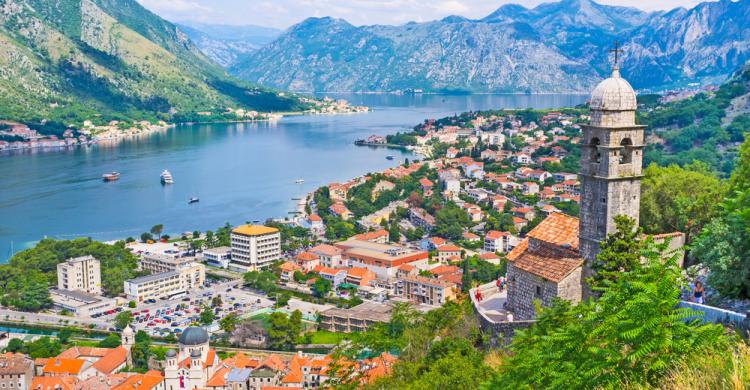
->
[640,163,724,247]
[267,312,295,351]
[114,311,133,330]
[128,300,136,308]
[587,215,644,291]
[388,222,400,243]
[211,296,223,308]
[57,327,74,344]
[5,338,24,353]
[150,224,164,240]
[243,271,278,293]
[219,313,239,333]
[140,232,153,243]
[97,333,122,348]
[131,331,151,372]
[199,306,215,325]
[487,238,726,389]
[312,277,332,298]
[290,309,303,340]
[693,137,750,298]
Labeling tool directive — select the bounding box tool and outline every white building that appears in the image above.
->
[229,225,281,272]
[140,253,199,273]
[202,246,232,268]
[49,289,118,317]
[57,255,102,295]
[124,263,205,302]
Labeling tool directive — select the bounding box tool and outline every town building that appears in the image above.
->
[140,253,199,274]
[49,289,118,317]
[164,327,220,390]
[57,255,102,295]
[309,244,345,268]
[0,353,33,390]
[396,275,457,306]
[318,302,393,333]
[335,239,429,280]
[123,263,205,302]
[229,225,281,272]
[484,230,517,253]
[295,252,321,273]
[436,244,462,263]
[202,246,232,269]
[409,208,435,231]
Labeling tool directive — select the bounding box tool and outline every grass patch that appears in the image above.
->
[301,330,350,345]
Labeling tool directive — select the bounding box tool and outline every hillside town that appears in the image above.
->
[3,61,750,390]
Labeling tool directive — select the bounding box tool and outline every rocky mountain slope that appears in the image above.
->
[175,22,280,67]
[0,0,304,126]
[230,0,750,93]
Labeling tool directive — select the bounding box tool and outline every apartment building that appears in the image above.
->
[396,275,457,306]
[0,353,33,390]
[229,225,281,272]
[57,255,102,295]
[335,239,429,280]
[124,263,205,302]
[318,302,393,333]
[140,253,198,273]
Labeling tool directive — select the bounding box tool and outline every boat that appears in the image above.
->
[102,172,120,181]
[160,169,174,184]
[295,179,305,184]
[188,197,199,204]
[386,155,395,160]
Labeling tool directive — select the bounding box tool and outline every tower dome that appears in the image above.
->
[178,326,209,346]
[589,68,637,111]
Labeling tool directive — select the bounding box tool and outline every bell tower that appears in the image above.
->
[579,46,645,285]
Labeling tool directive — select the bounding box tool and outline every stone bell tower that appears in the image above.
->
[579,49,645,284]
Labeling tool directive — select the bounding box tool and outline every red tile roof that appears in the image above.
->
[43,358,85,375]
[509,245,583,283]
[295,252,319,262]
[526,212,579,249]
[437,244,461,252]
[485,230,510,240]
[92,346,128,374]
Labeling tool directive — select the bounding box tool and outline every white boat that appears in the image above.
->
[295,179,305,184]
[160,169,174,184]
[188,197,199,204]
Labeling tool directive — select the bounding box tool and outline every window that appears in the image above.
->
[620,138,633,164]
[535,285,542,297]
[590,137,601,163]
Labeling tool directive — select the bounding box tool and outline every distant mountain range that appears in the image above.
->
[222,0,750,93]
[175,22,280,67]
[0,0,303,127]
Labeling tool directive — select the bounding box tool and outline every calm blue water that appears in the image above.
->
[0,94,586,261]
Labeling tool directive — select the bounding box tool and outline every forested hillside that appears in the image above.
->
[0,0,306,129]
[639,63,750,175]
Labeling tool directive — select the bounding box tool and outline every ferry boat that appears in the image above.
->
[160,169,174,184]
[102,172,120,181]
[188,197,200,204]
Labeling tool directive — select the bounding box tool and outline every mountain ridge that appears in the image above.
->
[227,0,750,93]
[0,0,304,129]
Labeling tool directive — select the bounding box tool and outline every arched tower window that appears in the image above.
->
[620,138,633,164]
[590,137,601,163]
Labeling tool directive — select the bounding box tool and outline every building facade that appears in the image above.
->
[396,275,457,306]
[57,255,102,295]
[229,225,281,272]
[124,263,205,302]
[140,253,198,274]
[0,353,33,390]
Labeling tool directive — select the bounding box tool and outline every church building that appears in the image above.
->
[505,56,684,320]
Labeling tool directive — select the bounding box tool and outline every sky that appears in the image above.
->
[136,0,714,29]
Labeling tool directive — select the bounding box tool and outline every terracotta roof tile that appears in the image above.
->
[510,245,583,283]
[92,346,128,374]
[43,358,85,375]
[526,212,579,249]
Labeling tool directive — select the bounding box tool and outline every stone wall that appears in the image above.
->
[506,262,558,321]
[470,282,536,347]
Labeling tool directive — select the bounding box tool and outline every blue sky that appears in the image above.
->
[137,0,714,29]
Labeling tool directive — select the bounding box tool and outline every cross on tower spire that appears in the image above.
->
[609,40,623,70]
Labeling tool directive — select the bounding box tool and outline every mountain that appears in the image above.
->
[0,0,304,127]
[230,16,600,93]
[230,0,750,93]
[175,22,280,67]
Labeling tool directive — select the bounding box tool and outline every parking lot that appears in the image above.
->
[94,279,274,337]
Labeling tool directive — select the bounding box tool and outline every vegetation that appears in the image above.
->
[486,228,728,389]
[639,65,750,175]
[4,336,62,358]
[267,310,303,351]
[692,137,750,299]
[0,238,142,311]
[640,163,725,247]
[114,311,134,330]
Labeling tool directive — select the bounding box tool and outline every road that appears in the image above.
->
[0,309,110,330]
